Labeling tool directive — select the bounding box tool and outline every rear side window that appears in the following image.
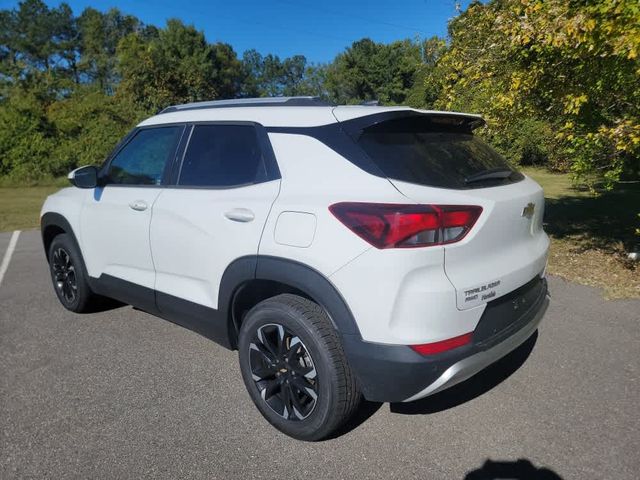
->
[178,125,267,187]
[356,116,523,189]
[106,126,182,185]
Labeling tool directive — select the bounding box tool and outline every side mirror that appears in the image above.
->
[68,165,98,189]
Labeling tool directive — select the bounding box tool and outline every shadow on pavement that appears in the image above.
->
[87,296,126,313]
[465,459,563,479]
[390,331,538,415]
[327,399,383,439]
[334,331,538,438]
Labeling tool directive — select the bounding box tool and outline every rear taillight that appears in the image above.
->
[329,203,482,249]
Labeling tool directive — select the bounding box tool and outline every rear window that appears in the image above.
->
[356,116,523,189]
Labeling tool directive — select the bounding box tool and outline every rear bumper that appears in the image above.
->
[341,276,549,403]
[403,292,548,401]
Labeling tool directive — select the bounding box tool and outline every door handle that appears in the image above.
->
[224,208,255,222]
[129,200,148,211]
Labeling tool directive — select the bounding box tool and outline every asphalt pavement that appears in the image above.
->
[1,230,639,479]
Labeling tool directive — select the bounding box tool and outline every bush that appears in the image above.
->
[0,87,145,183]
[0,91,56,181]
[47,89,147,173]
[481,117,555,168]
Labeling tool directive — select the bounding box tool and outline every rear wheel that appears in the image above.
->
[48,234,97,313]
[238,294,361,441]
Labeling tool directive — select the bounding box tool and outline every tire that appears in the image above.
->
[48,233,97,313]
[238,294,361,441]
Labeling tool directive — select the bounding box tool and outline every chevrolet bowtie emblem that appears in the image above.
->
[522,202,535,219]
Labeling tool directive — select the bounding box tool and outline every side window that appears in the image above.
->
[178,125,267,187]
[106,126,182,185]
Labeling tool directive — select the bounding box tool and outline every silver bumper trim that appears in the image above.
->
[403,294,550,402]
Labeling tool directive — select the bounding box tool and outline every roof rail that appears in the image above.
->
[160,96,333,114]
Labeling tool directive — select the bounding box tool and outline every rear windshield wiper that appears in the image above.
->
[465,168,513,184]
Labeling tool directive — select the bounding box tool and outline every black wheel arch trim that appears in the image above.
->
[41,212,82,262]
[42,212,98,304]
[253,256,361,337]
[222,255,362,348]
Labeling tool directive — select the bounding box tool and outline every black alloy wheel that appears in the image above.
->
[48,233,98,313]
[51,247,78,305]
[238,294,361,441]
[248,323,318,420]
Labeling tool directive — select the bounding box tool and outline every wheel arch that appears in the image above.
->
[41,212,82,262]
[223,256,361,349]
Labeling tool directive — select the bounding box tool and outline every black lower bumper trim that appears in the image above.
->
[342,277,549,402]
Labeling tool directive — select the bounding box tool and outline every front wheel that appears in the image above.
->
[48,234,98,313]
[238,294,361,441]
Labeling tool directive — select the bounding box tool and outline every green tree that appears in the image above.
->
[431,0,640,186]
[293,63,328,98]
[0,0,78,87]
[117,19,243,112]
[77,7,139,92]
[240,50,325,97]
[0,0,80,181]
[48,87,145,173]
[211,42,244,100]
[405,36,447,108]
[2,0,635,191]
[325,38,422,104]
[0,86,54,180]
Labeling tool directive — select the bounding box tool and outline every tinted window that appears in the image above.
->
[356,116,522,189]
[106,127,182,185]
[179,125,266,187]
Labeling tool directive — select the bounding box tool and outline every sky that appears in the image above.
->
[2,0,472,63]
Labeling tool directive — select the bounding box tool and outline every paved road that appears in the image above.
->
[1,230,638,479]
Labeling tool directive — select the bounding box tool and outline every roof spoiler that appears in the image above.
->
[338,110,486,137]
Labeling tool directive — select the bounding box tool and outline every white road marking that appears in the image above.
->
[0,230,20,287]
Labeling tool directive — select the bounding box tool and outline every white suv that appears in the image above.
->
[41,96,550,440]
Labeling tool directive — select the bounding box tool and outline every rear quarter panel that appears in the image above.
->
[259,132,408,277]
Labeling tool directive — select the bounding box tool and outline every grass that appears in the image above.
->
[519,167,590,200]
[522,167,639,299]
[1,169,638,298]
[0,181,66,232]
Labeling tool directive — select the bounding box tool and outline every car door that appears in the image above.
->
[79,125,184,309]
[150,123,280,315]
